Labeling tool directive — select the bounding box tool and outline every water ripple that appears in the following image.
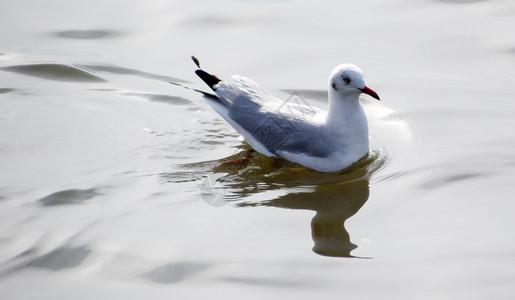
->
[37,188,101,206]
[366,103,424,184]
[1,63,106,82]
[24,246,91,270]
[87,64,187,83]
[143,263,210,284]
[53,29,121,40]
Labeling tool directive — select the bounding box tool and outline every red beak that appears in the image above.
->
[360,86,380,100]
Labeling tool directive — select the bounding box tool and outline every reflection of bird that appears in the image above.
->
[192,56,380,172]
[238,178,370,258]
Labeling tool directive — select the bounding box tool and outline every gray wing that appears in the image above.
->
[214,75,334,158]
[229,95,334,158]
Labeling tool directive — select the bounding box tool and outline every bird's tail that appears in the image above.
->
[192,56,221,92]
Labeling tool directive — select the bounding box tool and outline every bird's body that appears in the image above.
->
[192,57,380,172]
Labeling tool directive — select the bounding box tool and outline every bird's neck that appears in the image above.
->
[324,91,370,162]
[326,91,364,127]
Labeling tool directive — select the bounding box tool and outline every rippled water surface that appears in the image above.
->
[1,0,515,299]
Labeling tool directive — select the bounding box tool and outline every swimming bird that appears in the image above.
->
[192,56,380,172]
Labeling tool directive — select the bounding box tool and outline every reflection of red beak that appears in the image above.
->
[360,86,380,101]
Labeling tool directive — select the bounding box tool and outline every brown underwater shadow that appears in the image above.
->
[202,148,383,258]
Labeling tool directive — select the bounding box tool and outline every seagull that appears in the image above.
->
[192,56,380,172]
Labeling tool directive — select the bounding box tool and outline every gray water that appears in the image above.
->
[1,0,515,299]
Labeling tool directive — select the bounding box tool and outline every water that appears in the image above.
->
[1,0,515,299]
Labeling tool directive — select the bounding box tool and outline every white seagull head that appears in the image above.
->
[329,64,380,100]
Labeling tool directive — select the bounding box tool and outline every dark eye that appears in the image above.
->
[342,75,351,84]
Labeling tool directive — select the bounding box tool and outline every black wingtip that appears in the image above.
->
[191,56,223,92]
[195,69,221,92]
[191,56,201,69]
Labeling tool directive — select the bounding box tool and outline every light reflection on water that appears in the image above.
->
[187,125,404,257]
[218,153,378,258]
